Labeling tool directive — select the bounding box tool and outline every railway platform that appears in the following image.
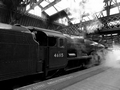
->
[62,68,120,90]
[63,67,120,90]
[15,65,108,90]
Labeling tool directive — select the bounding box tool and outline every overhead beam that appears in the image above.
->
[114,0,120,12]
[82,2,120,18]
[104,2,120,10]
[42,0,61,11]
[26,0,43,12]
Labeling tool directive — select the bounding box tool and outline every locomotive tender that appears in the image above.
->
[0,23,102,81]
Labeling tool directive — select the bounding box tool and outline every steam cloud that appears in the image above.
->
[64,0,104,33]
[102,45,120,68]
[86,19,103,34]
[63,0,120,68]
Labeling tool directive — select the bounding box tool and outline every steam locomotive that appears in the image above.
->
[0,23,104,82]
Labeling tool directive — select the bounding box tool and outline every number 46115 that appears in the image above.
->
[54,53,64,57]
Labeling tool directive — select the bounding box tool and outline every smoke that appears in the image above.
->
[83,0,104,15]
[86,19,103,34]
[64,0,104,33]
[63,0,83,24]
[102,45,120,68]
[65,0,104,19]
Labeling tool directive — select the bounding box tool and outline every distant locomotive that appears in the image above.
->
[0,23,104,82]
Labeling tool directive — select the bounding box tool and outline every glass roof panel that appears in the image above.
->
[111,1,115,5]
[47,0,55,3]
[82,17,90,22]
[26,4,30,11]
[71,19,80,24]
[95,12,101,18]
[54,1,67,11]
[102,11,107,16]
[117,0,120,3]
[29,6,42,17]
[58,17,68,26]
[40,0,49,8]
[88,15,94,20]
[110,7,119,15]
[45,6,57,16]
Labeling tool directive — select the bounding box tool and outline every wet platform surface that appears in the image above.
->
[63,67,120,90]
[15,66,107,90]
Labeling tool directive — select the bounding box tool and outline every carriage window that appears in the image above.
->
[48,37,57,46]
[59,38,64,47]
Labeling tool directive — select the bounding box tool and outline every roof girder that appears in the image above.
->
[41,0,61,11]
[26,0,43,12]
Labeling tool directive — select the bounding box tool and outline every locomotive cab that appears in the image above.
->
[28,27,67,72]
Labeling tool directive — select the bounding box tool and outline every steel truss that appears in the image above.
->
[60,0,120,36]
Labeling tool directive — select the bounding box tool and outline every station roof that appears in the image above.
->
[1,0,120,26]
[2,0,120,36]
[25,0,120,25]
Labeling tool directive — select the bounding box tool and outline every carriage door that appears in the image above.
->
[48,37,67,69]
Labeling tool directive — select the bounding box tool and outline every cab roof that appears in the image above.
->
[27,26,66,38]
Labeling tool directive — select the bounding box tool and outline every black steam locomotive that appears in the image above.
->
[0,23,104,82]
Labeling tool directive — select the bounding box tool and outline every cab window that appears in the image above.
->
[48,37,57,46]
[58,38,64,48]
